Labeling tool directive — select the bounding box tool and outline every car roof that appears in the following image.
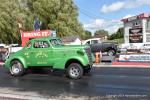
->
[30,37,60,42]
[85,38,101,41]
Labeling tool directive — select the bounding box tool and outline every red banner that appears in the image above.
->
[21,30,51,47]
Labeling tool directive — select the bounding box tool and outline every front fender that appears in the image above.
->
[69,56,89,66]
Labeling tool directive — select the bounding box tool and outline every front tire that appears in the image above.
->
[67,63,83,79]
[10,60,25,76]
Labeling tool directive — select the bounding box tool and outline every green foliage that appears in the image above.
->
[26,0,84,37]
[0,0,30,44]
[82,30,92,40]
[94,29,109,38]
[107,38,124,44]
[108,27,124,40]
[0,0,84,44]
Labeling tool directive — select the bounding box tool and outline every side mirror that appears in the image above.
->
[26,44,32,49]
[27,47,31,49]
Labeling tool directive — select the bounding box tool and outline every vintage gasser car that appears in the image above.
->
[5,37,93,79]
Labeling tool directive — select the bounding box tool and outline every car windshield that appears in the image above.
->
[50,39,63,46]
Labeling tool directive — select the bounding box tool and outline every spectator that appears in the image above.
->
[34,42,39,48]
[27,43,32,48]
[43,42,48,48]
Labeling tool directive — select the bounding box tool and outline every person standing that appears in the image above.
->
[34,16,41,31]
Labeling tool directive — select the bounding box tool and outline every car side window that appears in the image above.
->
[34,42,39,48]
[91,40,98,44]
[86,41,90,45]
[34,41,49,48]
[43,41,49,48]
[50,39,57,46]
[27,43,32,48]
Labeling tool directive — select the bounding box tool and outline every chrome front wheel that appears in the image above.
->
[67,63,83,79]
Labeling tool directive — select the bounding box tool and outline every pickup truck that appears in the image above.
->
[82,38,101,45]
[5,37,93,79]
[90,42,118,56]
[83,38,118,56]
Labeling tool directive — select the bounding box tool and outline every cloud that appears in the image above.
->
[126,0,150,8]
[122,14,135,19]
[84,19,105,30]
[101,0,150,13]
[84,19,123,34]
[101,1,125,13]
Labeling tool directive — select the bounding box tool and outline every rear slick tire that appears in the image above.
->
[10,60,25,76]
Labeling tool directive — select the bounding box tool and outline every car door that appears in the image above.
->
[28,40,51,66]
[23,42,33,66]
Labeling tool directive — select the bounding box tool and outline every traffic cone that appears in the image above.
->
[95,52,101,64]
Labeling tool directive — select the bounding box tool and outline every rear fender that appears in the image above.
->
[11,57,27,69]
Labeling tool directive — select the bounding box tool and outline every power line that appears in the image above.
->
[80,10,97,19]
[79,8,100,20]
[78,7,117,21]
[79,7,100,19]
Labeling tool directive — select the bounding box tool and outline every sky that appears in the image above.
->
[74,0,150,34]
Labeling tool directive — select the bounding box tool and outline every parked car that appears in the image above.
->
[5,37,93,79]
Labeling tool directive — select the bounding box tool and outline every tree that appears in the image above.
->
[108,27,124,40]
[0,0,84,44]
[82,30,92,40]
[94,29,109,38]
[26,0,84,38]
[116,27,124,38]
[108,33,116,40]
[0,0,32,44]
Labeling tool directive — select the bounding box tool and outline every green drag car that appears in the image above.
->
[5,37,93,79]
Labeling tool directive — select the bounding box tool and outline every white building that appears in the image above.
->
[63,36,82,45]
[121,13,150,49]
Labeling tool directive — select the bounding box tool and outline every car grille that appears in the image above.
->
[84,48,93,65]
